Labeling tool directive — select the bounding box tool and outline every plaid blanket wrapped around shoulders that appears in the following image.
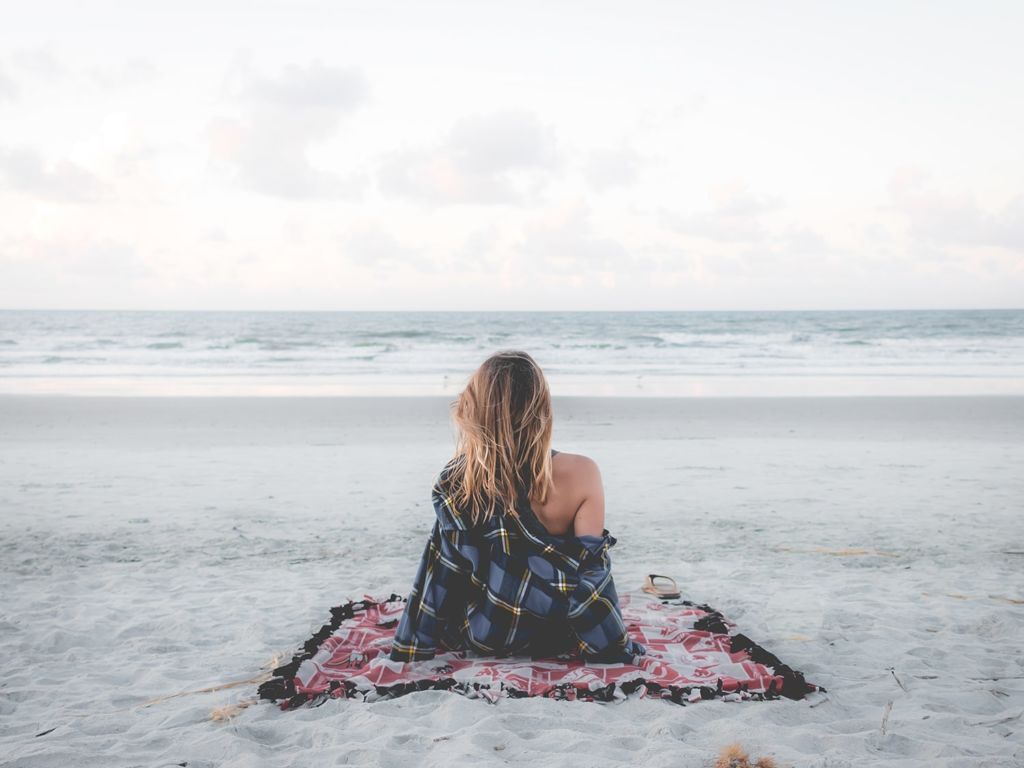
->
[389,460,647,665]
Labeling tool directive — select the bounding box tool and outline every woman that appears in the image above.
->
[389,351,646,665]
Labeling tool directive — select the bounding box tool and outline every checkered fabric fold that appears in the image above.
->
[388,461,646,664]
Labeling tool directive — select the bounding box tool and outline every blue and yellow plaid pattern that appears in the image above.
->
[389,461,646,665]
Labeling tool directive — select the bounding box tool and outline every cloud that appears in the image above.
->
[0,67,15,101]
[659,181,839,276]
[206,61,369,199]
[58,241,152,279]
[11,49,62,78]
[0,235,153,307]
[242,62,367,110]
[379,109,558,205]
[889,169,1024,253]
[89,57,158,89]
[0,147,103,202]
[725,227,840,277]
[777,227,833,256]
[583,146,640,190]
[447,111,558,176]
[340,221,431,270]
[516,201,629,273]
[452,225,504,272]
[666,181,784,243]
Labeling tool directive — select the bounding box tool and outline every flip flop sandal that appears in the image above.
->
[642,573,680,600]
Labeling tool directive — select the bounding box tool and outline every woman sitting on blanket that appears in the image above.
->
[390,351,646,665]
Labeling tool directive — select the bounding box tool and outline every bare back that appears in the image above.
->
[527,450,606,538]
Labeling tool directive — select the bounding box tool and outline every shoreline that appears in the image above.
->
[4,393,1019,436]
[3,382,1024,397]
[3,373,1024,399]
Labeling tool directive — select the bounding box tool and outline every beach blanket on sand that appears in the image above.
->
[257,593,821,708]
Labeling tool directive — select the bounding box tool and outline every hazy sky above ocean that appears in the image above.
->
[0,2,1022,311]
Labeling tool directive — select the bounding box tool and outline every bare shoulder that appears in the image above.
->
[553,451,605,536]
[553,450,600,472]
[552,451,603,492]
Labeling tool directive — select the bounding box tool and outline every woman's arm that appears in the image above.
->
[571,456,606,538]
[566,455,646,662]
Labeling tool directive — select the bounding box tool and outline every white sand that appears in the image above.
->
[1,395,1022,767]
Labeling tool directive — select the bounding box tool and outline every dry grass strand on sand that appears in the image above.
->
[716,743,778,768]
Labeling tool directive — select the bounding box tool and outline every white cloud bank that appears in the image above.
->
[206,61,369,199]
[0,147,104,202]
[379,110,558,205]
[0,2,1022,310]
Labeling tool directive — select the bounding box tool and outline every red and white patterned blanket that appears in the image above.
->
[258,593,820,708]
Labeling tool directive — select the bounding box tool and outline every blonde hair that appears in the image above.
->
[447,350,554,523]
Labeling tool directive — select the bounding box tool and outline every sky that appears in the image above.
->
[0,1,1022,311]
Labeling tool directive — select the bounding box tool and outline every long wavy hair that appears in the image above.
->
[446,351,554,524]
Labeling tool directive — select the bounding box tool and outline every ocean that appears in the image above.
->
[1,309,1022,396]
